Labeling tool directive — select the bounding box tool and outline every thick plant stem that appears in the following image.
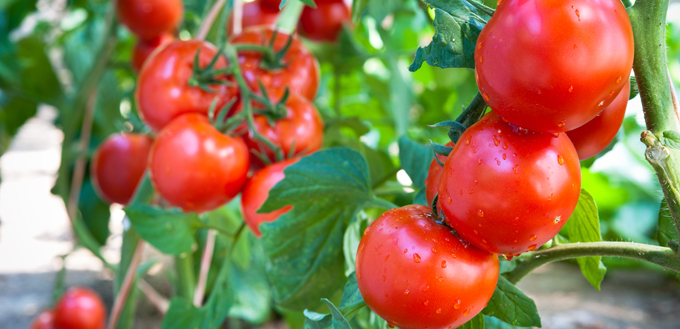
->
[175,253,196,300]
[628,0,680,247]
[505,242,680,285]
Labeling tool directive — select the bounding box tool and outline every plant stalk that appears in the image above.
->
[175,253,196,300]
[107,240,145,329]
[193,229,216,307]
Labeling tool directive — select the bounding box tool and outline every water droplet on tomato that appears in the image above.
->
[473,229,479,234]
[465,136,471,146]
[555,216,561,224]
[493,135,500,146]
[528,244,537,251]
[441,260,447,268]
[503,254,514,261]
[454,300,461,309]
[530,235,537,241]
[437,276,444,282]
[464,308,471,316]
[478,157,482,165]
[478,210,484,217]
[404,249,408,253]
[479,56,484,63]
[502,154,506,160]
[424,300,429,306]
[617,76,622,83]
[436,308,442,314]
[575,8,580,20]
[423,285,430,292]
[482,92,490,101]
[432,247,438,253]
[558,120,566,128]
[414,253,421,263]
[477,41,483,49]
[447,197,452,204]
[404,289,409,295]
[558,155,565,165]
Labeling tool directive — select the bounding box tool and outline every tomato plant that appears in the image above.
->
[298,0,352,42]
[117,0,183,40]
[52,288,106,329]
[91,133,153,205]
[474,0,634,133]
[30,310,54,329]
[131,33,174,72]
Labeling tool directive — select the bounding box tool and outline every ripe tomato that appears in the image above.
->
[117,0,183,40]
[231,26,320,100]
[136,40,235,132]
[241,158,299,237]
[244,91,324,165]
[298,0,352,42]
[227,0,278,36]
[438,112,581,255]
[424,141,454,206]
[474,0,634,133]
[91,133,153,205]
[30,310,54,329]
[260,0,281,11]
[132,33,174,72]
[53,287,106,329]
[566,80,630,160]
[356,205,499,329]
[149,113,249,213]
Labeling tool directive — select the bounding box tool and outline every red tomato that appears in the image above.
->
[30,310,54,329]
[149,113,249,213]
[474,0,634,133]
[424,141,454,206]
[260,0,281,11]
[356,205,499,329]
[117,0,183,40]
[53,287,106,329]
[136,40,235,132]
[243,91,324,165]
[566,80,630,160]
[91,133,153,205]
[132,33,174,72]
[438,112,581,255]
[227,0,278,36]
[241,158,299,237]
[298,0,352,42]
[231,26,320,100]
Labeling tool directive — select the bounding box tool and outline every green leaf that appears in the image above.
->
[343,213,365,276]
[414,188,427,206]
[124,205,201,255]
[483,276,541,327]
[0,95,37,153]
[566,189,607,290]
[629,76,639,99]
[15,35,62,103]
[658,197,678,247]
[398,136,433,188]
[660,130,680,150]
[484,315,529,329]
[79,180,111,246]
[228,233,273,324]
[303,273,367,329]
[409,0,492,71]
[387,56,412,136]
[459,313,485,329]
[260,148,374,310]
[351,0,369,23]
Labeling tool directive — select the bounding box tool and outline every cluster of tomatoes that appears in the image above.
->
[30,288,106,329]
[355,0,634,328]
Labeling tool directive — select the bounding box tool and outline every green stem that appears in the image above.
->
[505,242,680,284]
[276,0,305,32]
[174,253,196,300]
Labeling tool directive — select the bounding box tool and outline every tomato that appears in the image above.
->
[227,0,278,36]
[298,0,352,42]
[149,113,249,213]
[260,0,281,11]
[566,80,630,160]
[438,112,581,255]
[136,40,235,132]
[474,0,634,133]
[132,33,174,72]
[424,141,454,206]
[355,205,499,329]
[231,26,320,100]
[117,0,183,40]
[91,133,153,205]
[53,287,106,329]
[241,158,299,237]
[244,91,324,165]
[30,310,54,329]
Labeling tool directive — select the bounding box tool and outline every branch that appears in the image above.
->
[107,241,145,329]
[196,0,228,41]
[505,242,680,284]
[138,279,170,314]
[193,229,216,307]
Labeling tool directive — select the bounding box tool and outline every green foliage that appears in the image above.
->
[78,180,111,246]
[483,276,541,327]
[658,197,678,247]
[303,273,366,329]
[459,313,485,329]
[125,205,202,255]
[566,190,607,290]
[398,136,434,188]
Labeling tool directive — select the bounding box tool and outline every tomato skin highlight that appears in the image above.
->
[298,0,352,42]
[30,310,55,329]
[52,287,106,329]
[132,33,174,73]
[231,26,320,101]
[425,141,454,206]
[474,0,634,133]
[149,113,250,213]
[356,205,499,329]
[117,0,183,40]
[91,133,153,205]
[566,80,630,160]
[136,40,235,132]
[241,158,299,237]
[227,0,279,35]
[439,112,581,255]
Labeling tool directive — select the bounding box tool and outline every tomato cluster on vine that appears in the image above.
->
[355,0,634,328]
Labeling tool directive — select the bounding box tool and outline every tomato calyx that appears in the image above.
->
[234,29,295,71]
[188,46,234,93]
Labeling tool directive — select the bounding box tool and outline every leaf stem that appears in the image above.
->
[174,253,196,300]
[193,229,216,307]
[107,240,145,329]
[504,242,680,285]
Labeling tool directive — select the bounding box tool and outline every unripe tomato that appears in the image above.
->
[91,133,153,205]
[149,113,249,213]
[53,287,106,329]
[566,80,631,160]
[439,112,581,255]
[231,26,320,100]
[117,0,183,40]
[30,310,54,329]
[241,158,299,237]
[474,0,634,133]
[136,40,235,132]
[298,0,352,42]
[356,205,499,329]
[227,0,278,35]
[131,33,174,72]
[424,142,454,206]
